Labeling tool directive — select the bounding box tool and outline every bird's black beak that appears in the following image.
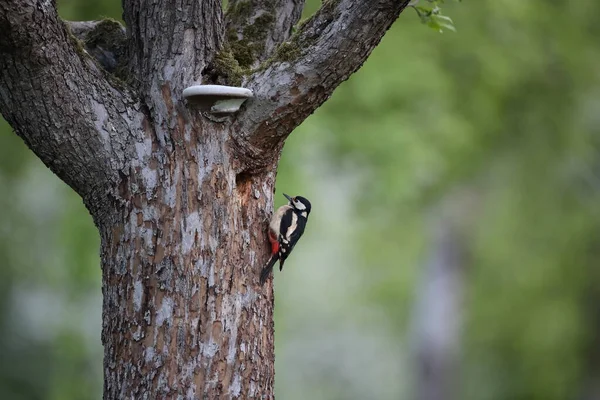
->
[283,193,292,202]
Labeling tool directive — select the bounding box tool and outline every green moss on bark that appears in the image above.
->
[84,19,126,51]
[273,41,301,63]
[226,0,253,22]
[226,1,276,68]
[208,47,248,86]
[66,18,130,88]
[263,0,343,67]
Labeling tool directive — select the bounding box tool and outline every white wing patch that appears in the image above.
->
[285,212,298,241]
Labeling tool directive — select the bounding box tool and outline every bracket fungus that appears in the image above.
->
[183,84,253,115]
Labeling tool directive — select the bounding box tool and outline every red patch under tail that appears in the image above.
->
[268,230,279,255]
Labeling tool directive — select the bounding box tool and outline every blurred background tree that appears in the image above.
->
[1,0,599,399]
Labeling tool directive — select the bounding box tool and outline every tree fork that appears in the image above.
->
[0,0,409,397]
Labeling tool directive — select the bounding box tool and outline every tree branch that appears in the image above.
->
[231,0,410,172]
[225,0,305,68]
[0,1,144,216]
[67,20,127,73]
[122,0,224,100]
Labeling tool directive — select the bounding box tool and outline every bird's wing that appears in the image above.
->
[278,208,296,249]
[279,211,306,253]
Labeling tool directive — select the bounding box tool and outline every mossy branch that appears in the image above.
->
[67,19,127,74]
[231,0,410,172]
[225,0,305,69]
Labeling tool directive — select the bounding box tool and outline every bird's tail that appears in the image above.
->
[260,254,279,285]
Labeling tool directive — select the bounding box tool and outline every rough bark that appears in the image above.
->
[100,120,277,398]
[0,0,408,398]
[226,0,305,68]
[0,1,144,219]
[67,20,127,73]
[122,0,223,106]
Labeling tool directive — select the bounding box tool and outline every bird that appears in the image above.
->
[260,193,312,285]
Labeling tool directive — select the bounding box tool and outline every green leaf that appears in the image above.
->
[411,1,457,33]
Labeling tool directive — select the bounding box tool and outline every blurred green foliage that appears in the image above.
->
[1,0,599,399]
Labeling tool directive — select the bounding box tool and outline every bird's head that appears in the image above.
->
[283,193,311,216]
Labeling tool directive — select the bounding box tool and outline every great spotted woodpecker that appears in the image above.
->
[260,193,312,285]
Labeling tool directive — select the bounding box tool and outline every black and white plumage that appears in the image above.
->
[260,193,312,285]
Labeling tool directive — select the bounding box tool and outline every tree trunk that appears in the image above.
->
[99,118,277,397]
[411,191,476,400]
[0,0,409,397]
